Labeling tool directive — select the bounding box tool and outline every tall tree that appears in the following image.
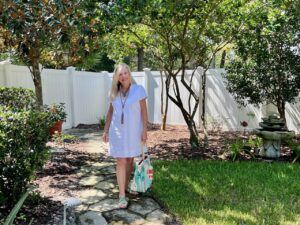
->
[225,0,300,126]
[0,1,101,107]
[103,0,255,147]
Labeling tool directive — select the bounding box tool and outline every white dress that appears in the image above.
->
[108,84,147,158]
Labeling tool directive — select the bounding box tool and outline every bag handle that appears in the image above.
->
[141,143,147,159]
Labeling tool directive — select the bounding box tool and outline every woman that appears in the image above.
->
[102,63,148,208]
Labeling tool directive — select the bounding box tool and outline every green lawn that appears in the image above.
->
[152,160,300,225]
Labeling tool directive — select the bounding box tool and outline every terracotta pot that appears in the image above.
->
[49,120,63,136]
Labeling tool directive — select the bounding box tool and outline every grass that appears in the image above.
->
[152,160,300,225]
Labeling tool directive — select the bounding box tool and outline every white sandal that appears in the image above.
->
[118,196,128,209]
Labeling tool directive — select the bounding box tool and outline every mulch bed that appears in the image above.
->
[147,124,294,162]
[1,124,297,224]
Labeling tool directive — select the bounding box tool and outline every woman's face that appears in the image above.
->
[117,67,131,87]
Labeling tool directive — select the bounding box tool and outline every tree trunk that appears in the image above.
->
[182,112,199,147]
[162,87,169,130]
[277,100,287,128]
[161,71,169,130]
[32,60,43,107]
[168,74,200,147]
[137,47,144,71]
[210,55,216,68]
[201,70,208,147]
[220,50,226,68]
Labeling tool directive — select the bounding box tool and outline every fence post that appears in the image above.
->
[143,68,151,122]
[102,71,110,115]
[0,60,11,86]
[67,67,76,127]
[143,68,151,96]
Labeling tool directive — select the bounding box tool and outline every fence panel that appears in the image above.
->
[0,61,299,133]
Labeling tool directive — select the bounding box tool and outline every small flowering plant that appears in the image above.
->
[240,120,248,137]
[240,121,248,127]
[44,103,67,122]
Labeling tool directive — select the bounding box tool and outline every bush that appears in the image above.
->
[99,116,106,129]
[227,138,244,161]
[287,139,300,163]
[0,87,37,110]
[0,106,52,207]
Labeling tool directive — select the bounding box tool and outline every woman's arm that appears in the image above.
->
[140,98,148,143]
[102,103,113,142]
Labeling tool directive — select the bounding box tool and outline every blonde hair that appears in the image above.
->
[109,63,136,101]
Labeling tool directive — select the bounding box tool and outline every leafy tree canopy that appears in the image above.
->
[225,0,300,122]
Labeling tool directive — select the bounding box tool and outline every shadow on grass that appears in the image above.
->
[152,160,300,225]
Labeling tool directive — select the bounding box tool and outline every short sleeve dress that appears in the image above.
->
[108,84,147,158]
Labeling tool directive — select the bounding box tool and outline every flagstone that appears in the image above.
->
[79,189,107,204]
[89,198,119,212]
[103,209,146,225]
[79,211,107,225]
[79,175,104,186]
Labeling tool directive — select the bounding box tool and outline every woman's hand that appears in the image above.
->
[141,130,147,144]
[102,132,109,143]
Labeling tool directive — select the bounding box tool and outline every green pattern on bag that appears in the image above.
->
[129,145,153,193]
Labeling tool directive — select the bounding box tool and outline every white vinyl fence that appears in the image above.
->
[1,60,300,133]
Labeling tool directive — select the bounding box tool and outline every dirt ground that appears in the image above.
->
[1,124,295,224]
[146,124,293,161]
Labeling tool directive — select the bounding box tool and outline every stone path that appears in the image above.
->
[62,128,177,225]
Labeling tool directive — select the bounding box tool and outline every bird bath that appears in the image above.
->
[253,114,295,158]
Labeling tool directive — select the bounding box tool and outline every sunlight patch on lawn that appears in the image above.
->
[152,160,300,225]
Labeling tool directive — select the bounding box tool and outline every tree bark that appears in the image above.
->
[161,71,169,131]
[277,100,286,127]
[210,55,216,68]
[137,47,144,71]
[167,74,200,147]
[220,50,226,68]
[201,70,208,147]
[32,60,43,107]
[181,111,199,147]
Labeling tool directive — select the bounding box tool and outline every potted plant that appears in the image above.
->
[45,103,67,136]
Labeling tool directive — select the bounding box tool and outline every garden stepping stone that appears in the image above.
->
[79,211,108,225]
[89,162,115,168]
[128,198,161,216]
[78,163,115,176]
[95,179,116,190]
[79,175,104,186]
[146,209,172,223]
[79,189,107,204]
[89,198,119,212]
[103,209,146,225]
[142,221,165,225]
[74,204,89,212]
[99,165,116,175]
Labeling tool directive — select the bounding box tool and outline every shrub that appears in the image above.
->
[227,138,244,161]
[99,116,106,129]
[0,106,52,207]
[0,87,36,110]
[287,139,300,163]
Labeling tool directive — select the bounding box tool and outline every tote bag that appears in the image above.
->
[129,144,153,193]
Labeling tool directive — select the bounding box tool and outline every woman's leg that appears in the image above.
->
[116,158,127,197]
[125,157,134,188]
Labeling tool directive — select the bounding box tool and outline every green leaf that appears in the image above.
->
[4,187,34,225]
